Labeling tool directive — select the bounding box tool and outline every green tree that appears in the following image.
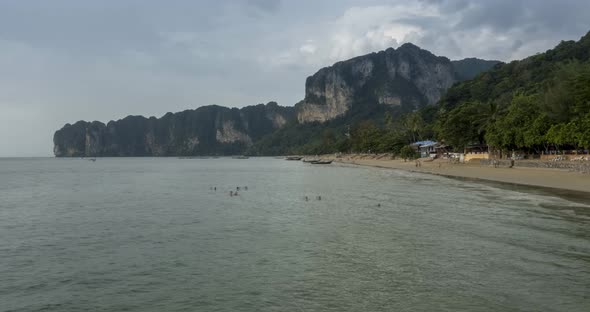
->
[543,63,577,122]
[523,113,551,152]
[577,113,590,148]
[571,62,590,115]
[402,112,426,143]
[351,120,384,153]
[435,101,482,149]
[486,95,540,148]
[399,145,419,160]
[546,123,573,147]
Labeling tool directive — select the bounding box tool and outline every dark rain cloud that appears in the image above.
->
[0,0,589,156]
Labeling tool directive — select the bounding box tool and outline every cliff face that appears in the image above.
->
[297,43,499,123]
[53,102,295,157]
[54,43,500,157]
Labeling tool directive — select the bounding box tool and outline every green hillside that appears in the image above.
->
[435,31,590,152]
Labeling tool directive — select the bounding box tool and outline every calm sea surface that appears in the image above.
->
[1,158,589,312]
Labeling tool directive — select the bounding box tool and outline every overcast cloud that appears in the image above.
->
[0,0,589,156]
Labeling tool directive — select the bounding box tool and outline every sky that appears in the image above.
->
[1,0,589,156]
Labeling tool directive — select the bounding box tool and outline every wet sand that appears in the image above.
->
[331,156,590,194]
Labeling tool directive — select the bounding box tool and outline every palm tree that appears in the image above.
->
[473,100,504,157]
[402,112,425,143]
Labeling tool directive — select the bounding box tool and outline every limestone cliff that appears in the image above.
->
[53,102,294,157]
[54,43,499,157]
[297,43,499,123]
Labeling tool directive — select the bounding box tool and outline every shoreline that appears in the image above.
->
[327,156,590,199]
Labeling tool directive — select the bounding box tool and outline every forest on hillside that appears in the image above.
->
[435,32,590,154]
[249,31,590,157]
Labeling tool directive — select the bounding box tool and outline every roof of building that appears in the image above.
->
[411,140,437,147]
[420,143,438,148]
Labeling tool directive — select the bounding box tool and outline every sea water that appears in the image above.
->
[1,158,589,311]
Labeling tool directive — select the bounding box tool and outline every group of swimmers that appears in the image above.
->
[209,186,248,197]
[229,186,248,197]
[211,188,382,206]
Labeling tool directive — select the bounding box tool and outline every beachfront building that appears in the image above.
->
[464,145,490,162]
[411,140,438,158]
[420,142,438,158]
[434,144,456,159]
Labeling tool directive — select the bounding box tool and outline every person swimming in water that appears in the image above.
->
[244,186,248,191]
[317,196,321,201]
[305,196,309,201]
[229,191,234,197]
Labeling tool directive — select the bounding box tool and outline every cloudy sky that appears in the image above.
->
[1,0,589,156]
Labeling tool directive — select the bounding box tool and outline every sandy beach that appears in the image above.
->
[328,155,590,194]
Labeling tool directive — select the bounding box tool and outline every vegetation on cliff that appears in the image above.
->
[434,31,590,152]
[297,43,499,123]
[54,44,497,157]
[54,102,295,157]
[247,47,498,156]
[55,30,590,158]
[250,31,590,157]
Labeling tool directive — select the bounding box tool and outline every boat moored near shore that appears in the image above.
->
[285,156,303,161]
[309,160,332,165]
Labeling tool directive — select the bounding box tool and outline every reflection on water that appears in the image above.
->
[1,158,589,312]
